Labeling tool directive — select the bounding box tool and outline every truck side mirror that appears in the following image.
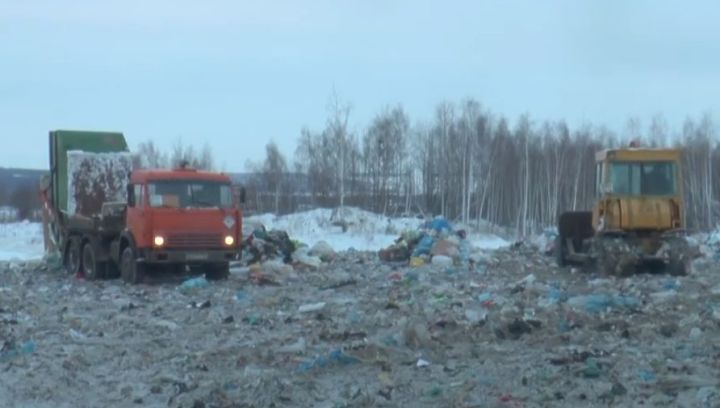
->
[127,184,135,207]
[239,187,246,204]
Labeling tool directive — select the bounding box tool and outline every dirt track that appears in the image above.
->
[1,247,719,407]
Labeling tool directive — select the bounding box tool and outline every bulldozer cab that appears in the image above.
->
[593,148,683,232]
[557,146,692,275]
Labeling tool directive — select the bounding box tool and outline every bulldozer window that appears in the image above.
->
[609,162,676,196]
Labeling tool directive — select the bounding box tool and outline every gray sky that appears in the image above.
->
[2,0,719,170]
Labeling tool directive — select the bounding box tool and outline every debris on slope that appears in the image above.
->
[2,240,720,407]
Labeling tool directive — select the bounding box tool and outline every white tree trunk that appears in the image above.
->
[521,136,530,236]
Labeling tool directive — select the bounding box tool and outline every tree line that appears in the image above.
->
[242,99,720,234]
[1,103,716,234]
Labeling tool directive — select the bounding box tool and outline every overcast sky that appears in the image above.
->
[1,0,719,170]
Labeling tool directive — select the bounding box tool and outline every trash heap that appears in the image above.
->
[533,227,559,255]
[2,230,720,407]
[698,228,720,260]
[378,217,473,267]
[241,225,337,283]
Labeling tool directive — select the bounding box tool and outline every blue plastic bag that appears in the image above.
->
[412,235,435,257]
[429,218,452,233]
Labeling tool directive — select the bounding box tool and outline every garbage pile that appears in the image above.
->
[378,217,473,267]
[2,232,720,406]
[697,228,720,260]
[534,227,559,255]
[241,225,337,281]
[242,226,296,264]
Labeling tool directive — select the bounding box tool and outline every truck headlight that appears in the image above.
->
[224,236,235,246]
[154,236,165,247]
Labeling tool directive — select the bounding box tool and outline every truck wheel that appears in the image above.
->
[206,262,229,281]
[82,243,104,280]
[63,237,81,276]
[121,247,144,284]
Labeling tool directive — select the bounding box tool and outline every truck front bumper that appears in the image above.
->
[139,248,239,264]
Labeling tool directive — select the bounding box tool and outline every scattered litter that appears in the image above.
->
[567,294,641,313]
[298,302,326,313]
[431,255,453,267]
[2,215,720,407]
[638,369,657,382]
[309,241,336,262]
[0,341,35,362]
[188,300,211,309]
[297,349,359,372]
[178,277,209,291]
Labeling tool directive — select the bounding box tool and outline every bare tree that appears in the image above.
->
[288,97,720,233]
[648,113,669,147]
[625,116,643,144]
[262,141,288,214]
[170,138,215,170]
[136,141,168,169]
[363,105,409,214]
[10,185,39,220]
[327,91,353,209]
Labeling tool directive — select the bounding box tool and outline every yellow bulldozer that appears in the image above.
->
[556,145,693,276]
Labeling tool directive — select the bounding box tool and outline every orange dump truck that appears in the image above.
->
[39,130,244,283]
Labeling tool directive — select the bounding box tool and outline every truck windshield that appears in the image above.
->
[609,161,677,196]
[148,180,233,209]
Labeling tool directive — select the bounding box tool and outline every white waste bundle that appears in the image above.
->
[67,151,135,217]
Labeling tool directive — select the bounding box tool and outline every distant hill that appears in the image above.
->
[0,167,46,195]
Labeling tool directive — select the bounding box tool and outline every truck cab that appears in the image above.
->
[116,166,243,283]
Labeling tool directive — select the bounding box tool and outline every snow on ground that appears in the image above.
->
[244,208,417,252]
[468,233,510,250]
[0,208,510,261]
[245,207,509,252]
[0,221,44,261]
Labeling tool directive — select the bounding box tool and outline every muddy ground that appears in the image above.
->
[1,246,720,408]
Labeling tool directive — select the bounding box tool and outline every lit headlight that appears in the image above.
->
[154,236,165,247]
[224,235,235,246]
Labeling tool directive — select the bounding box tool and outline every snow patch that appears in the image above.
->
[245,208,417,252]
[245,207,509,252]
[468,233,510,250]
[0,221,44,261]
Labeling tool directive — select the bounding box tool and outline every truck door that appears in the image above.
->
[126,184,148,248]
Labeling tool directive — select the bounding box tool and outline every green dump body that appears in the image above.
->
[49,130,129,214]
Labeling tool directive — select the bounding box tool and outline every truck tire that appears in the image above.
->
[63,237,81,276]
[206,262,229,281]
[82,243,104,281]
[120,247,145,284]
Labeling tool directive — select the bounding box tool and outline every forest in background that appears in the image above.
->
[236,98,719,235]
[4,98,717,235]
